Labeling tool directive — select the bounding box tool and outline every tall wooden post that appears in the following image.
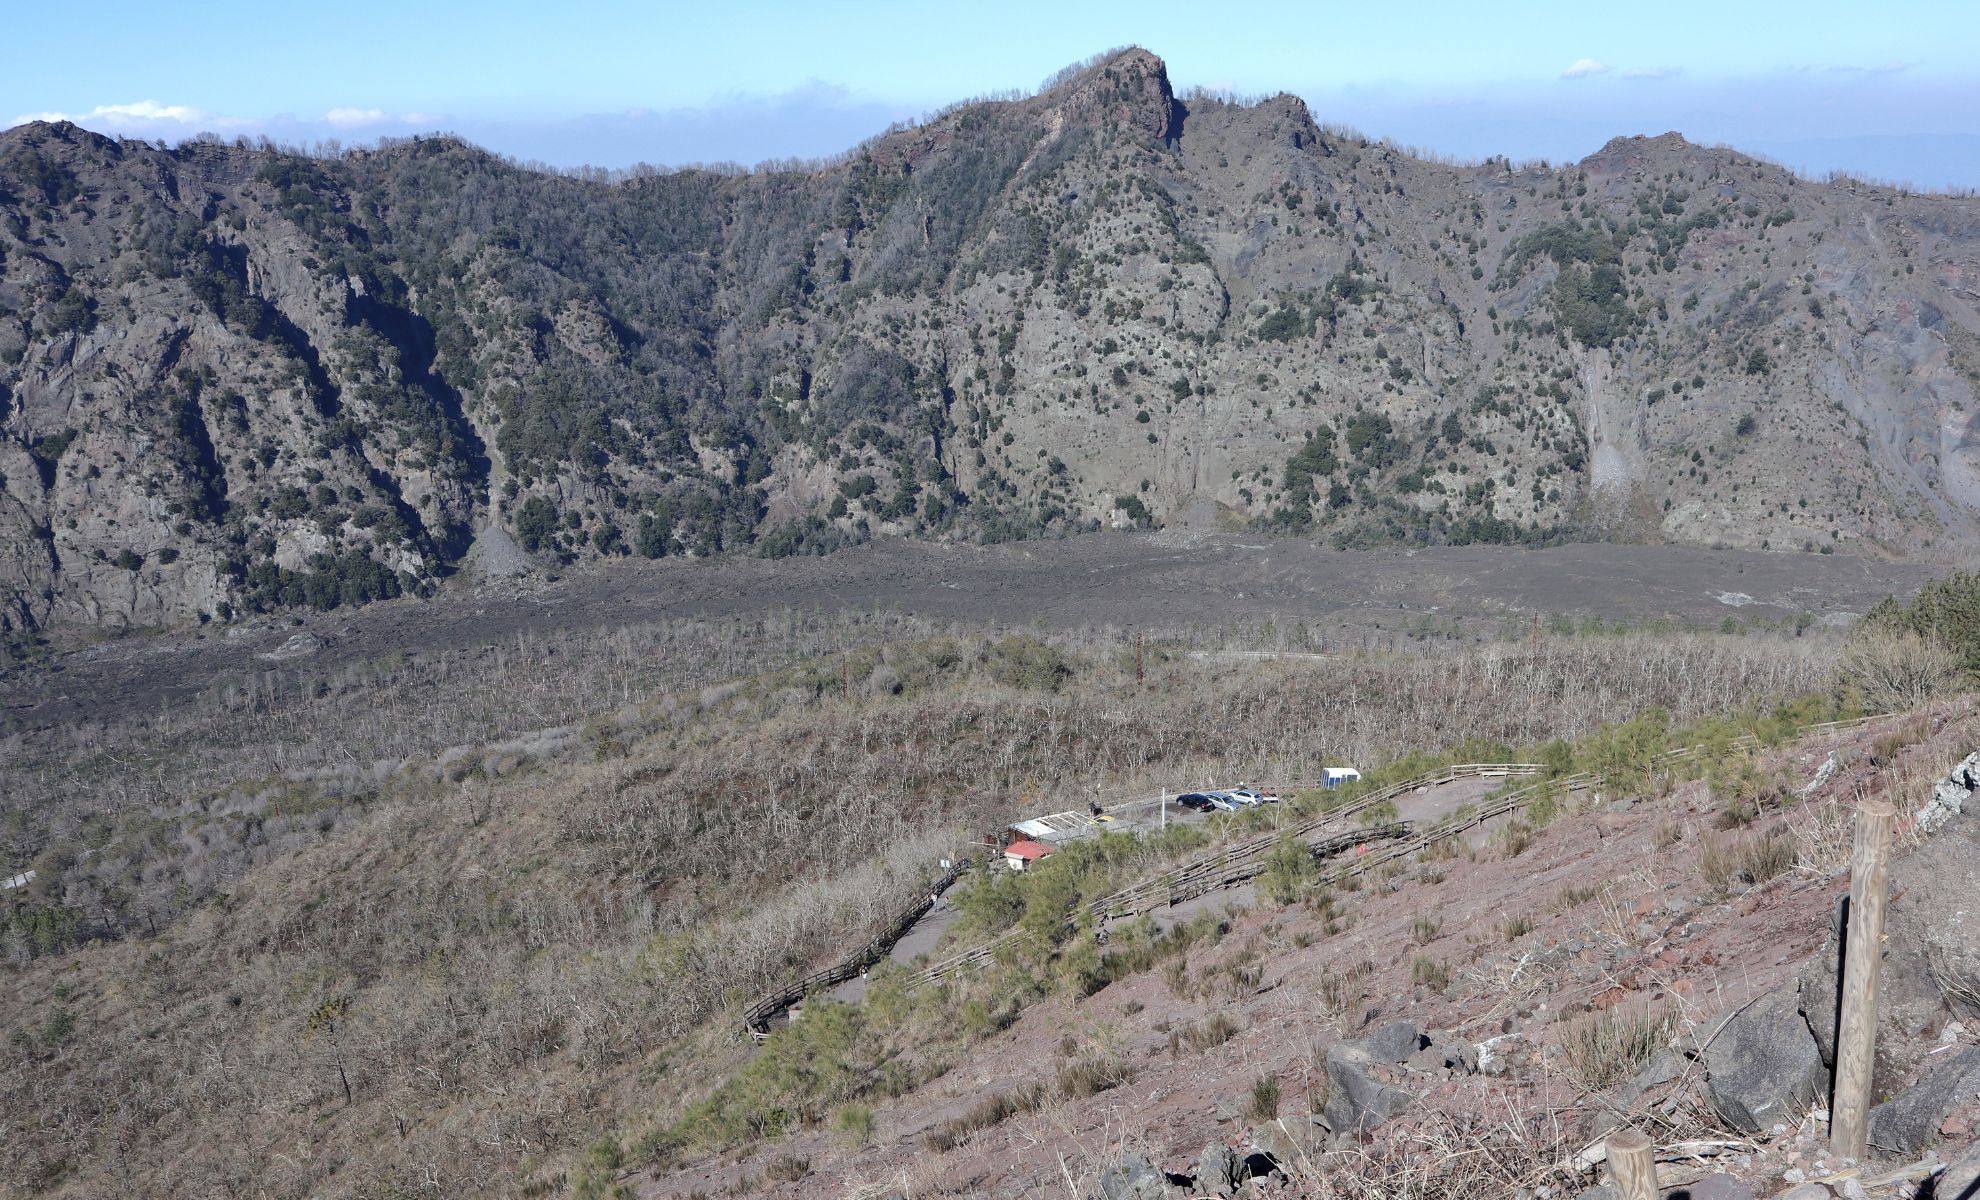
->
[1832,797,1896,1160]
[1605,1128,1657,1200]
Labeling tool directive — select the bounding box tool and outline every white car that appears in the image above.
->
[1226,787,1280,805]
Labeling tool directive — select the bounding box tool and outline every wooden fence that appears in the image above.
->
[740,855,976,1039]
[907,763,1544,991]
[737,710,1901,1036]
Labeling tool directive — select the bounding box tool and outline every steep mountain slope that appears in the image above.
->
[3,47,1979,632]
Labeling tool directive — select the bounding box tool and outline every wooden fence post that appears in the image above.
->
[1606,1128,1657,1200]
[1832,797,1896,1160]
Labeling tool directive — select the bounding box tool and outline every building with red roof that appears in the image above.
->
[1002,839,1055,871]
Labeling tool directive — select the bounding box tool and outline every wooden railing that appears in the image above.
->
[740,855,975,1040]
[1314,772,1600,889]
[909,763,1545,991]
[736,711,1901,1035]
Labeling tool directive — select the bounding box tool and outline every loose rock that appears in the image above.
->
[1193,1143,1241,1198]
[1366,1020,1426,1063]
[1681,1173,1755,1200]
[1936,1140,1980,1200]
[1321,1041,1415,1134]
[1865,1046,1980,1154]
[1095,1154,1174,1200]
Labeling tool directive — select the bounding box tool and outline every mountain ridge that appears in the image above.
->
[3,47,1978,634]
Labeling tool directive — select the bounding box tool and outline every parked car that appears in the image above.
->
[1176,792,1219,812]
[1219,789,1263,808]
[1226,787,1279,805]
[1204,791,1245,812]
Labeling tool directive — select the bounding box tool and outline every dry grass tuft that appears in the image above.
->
[927,1052,1137,1153]
[1702,830,1796,895]
[1247,1074,1283,1121]
[1410,954,1451,992]
[1494,820,1537,858]
[1420,835,1465,862]
[1555,1004,1675,1092]
[1277,1081,1583,1199]
[1176,1012,1242,1054]
[765,1153,811,1182]
[1553,883,1602,912]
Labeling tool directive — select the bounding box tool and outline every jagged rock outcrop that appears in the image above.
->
[6,46,1980,632]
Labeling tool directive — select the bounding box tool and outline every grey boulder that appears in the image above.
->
[1935,1140,1980,1200]
[1365,1019,1426,1063]
[1193,1143,1242,1198]
[1866,1045,1980,1154]
[1096,1155,1174,1200]
[1321,1041,1415,1135]
[1703,982,1829,1133]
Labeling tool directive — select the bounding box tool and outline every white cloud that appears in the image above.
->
[324,107,443,129]
[324,106,388,128]
[7,99,244,129]
[1561,58,1609,79]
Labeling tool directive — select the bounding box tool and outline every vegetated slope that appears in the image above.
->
[0,624,1841,1197]
[4,46,1980,632]
[640,703,1980,1200]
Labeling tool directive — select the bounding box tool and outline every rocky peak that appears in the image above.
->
[1049,47,1177,142]
[1579,130,1725,177]
[0,120,122,161]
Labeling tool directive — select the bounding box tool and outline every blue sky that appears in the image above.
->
[8,0,1980,188]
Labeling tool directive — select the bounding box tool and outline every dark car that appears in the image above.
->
[1176,792,1219,812]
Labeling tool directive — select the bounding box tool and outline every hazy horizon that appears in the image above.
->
[8,1,1980,191]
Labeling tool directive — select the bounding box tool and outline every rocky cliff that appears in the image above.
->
[4,47,1979,632]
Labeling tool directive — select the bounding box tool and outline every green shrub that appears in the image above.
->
[983,634,1073,691]
[513,495,559,553]
[1258,837,1318,905]
[831,1104,875,1147]
[671,1000,871,1151]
